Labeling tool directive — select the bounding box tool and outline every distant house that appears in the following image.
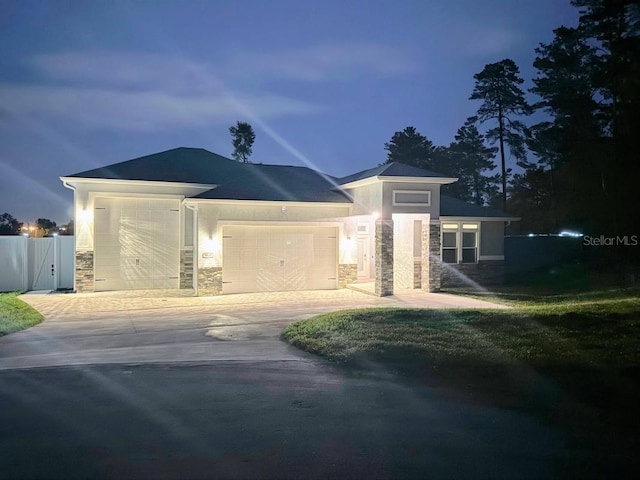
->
[61,148,517,296]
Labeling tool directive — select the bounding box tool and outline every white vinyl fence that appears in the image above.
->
[0,236,74,292]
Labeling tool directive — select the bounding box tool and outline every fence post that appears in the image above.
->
[53,234,59,291]
[22,235,29,292]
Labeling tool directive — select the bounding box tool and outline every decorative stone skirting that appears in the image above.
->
[338,263,357,288]
[180,250,194,289]
[198,267,222,296]
[442,260,505,287]
[414,260,422,289]
[375,219,394,296]
[75,250,94,293]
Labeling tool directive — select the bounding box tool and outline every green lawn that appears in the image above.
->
[0,292,43,336]
[284,287,640,369]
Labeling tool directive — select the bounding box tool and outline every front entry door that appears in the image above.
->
[357,236,370,278]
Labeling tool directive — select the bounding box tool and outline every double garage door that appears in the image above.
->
[222,225,338,294]
[93,199,338,294]
[94,197,180,291]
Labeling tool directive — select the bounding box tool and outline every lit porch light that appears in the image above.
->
[341,236,357,264]
[77,208,92,225]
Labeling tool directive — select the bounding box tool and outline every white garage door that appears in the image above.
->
[94,197,180,291]
[222,225,338,294]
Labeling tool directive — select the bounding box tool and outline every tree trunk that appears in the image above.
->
[498,105,507,212]
[474,173,482,205]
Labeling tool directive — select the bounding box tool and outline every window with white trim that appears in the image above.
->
[441,223,478,263]
[392,190,431,206]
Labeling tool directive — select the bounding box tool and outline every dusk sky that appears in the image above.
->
[0,0,579,224]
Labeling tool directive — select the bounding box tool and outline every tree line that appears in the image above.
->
[383,0,639,244]
[0,214,73,236]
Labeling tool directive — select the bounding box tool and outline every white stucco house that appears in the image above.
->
[61,147,517,296]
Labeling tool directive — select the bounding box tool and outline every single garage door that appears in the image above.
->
[94,197,180,291]
[222,225,338,294]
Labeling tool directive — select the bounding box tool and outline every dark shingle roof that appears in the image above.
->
[440,195,514,218]
[66,147,244,185]
[193,164,350,203]
[338,162,449,185]
[65,148,512,215]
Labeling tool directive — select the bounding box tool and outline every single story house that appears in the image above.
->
[61,147,517,296]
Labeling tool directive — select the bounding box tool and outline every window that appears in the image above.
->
[442,231,457,263]
[462,231,477,263]
[392,190,431,206]
[440,223,478,263]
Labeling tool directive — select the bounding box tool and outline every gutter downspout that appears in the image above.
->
[184,201,199,296]
[62,180,77,292]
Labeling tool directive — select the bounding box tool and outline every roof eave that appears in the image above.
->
[338,175,458,189]
[60,176,217,190]
[184,198,352,207]
[439,215,521,222]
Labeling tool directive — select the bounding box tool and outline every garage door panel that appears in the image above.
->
[222,225,337,294]
[94,198,180,291]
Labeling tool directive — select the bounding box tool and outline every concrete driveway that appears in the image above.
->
[2,291,632,479]
[1,289,506,370]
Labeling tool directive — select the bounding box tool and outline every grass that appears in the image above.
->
[284,287,640,438]
[0,292,43,336]
[284,287,640,369]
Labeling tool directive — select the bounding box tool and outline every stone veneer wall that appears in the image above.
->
[180,250,194,289]
[421,223,442,293]
[75,251,94,293]
[338,264,357,288]
[429,223,442,292]
[414,260,422,289]
[375,219,394,296]
[441,260,505,287]
[198,267,222,296]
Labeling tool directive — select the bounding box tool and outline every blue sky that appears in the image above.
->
[0,0,579,224]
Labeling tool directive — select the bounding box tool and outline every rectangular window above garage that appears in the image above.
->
[392,190,431,206]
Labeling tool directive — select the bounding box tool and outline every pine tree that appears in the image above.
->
[229,121,256,163]
[470,59,531,212]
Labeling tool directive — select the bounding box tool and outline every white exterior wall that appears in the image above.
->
[194,202,352,270]
[392,214,430,289]
[382,182,440,219]
[347,183,383,216]
[71,181,212,251]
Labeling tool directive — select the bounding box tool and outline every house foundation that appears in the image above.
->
[441,260,505,287]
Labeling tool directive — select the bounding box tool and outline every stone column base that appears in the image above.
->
[75,250,94,293]
[198,267,222,296]
[338,264,357,288]
[180,250,194,289]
